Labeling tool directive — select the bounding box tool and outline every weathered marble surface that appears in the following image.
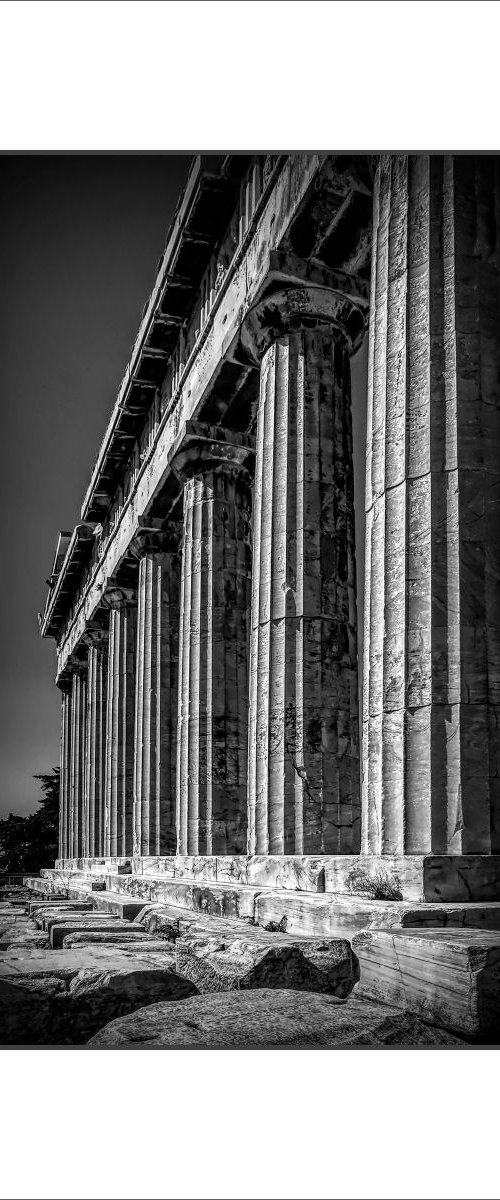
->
[87,989,464,1048]
[254,890,500,939]
[176,932,357,997]
[103,872,264,919]
[104,596,136,857]
[58,683,71,859]
[353,927,500,1038]
[363,155,500,855]
[176,439,253,856]
[247,317,360,857]
[69,667,87,858]
[91,892,148,920]
[133,540,179,856]
[29,900,93,920]
[62,931,169,950]
[83,633,108,858]
[324,854,500,901]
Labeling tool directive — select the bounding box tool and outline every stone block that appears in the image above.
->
[352,928,500,1038]
[105,872,264,919]
[246,856,329,892]
[323,854,500,902]
[61,932,169,950]
[254,890,500,938]
[0,945,197,1044]
[42,911,120,933]
[91,892,149,920]
[31,903,93,927]
[175,931,358,997]
[87,989,464,1049]
[49,920,128,949]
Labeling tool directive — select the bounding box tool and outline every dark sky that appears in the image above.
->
[0,154,190,817]
[0,152,367,821]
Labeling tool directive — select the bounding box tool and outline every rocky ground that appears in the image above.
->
[0,885,469,1048]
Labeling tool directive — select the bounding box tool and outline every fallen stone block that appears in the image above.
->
[175,931,358,997]
[87,989,464,1048]
[0,945,196,1044]
[352,928,500,1039]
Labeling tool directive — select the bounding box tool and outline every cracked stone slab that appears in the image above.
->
[0,944,196,1044]
[87,989,465,1048]
[352,928,500,1039]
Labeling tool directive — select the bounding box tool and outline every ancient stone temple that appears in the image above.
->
[32,155,500,1043]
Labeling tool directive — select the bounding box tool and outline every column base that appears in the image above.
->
[55,853,500,902]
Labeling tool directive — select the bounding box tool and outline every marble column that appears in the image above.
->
[173,425,254,855]
[241,285,367,856]
[363,154,500,855]
[103,590,137,857]
[83,629,108,858]
[131,524,180,856]
[68,663,87,859]
[57,678,72,861]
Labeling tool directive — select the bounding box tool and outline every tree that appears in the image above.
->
[0,769,60,873]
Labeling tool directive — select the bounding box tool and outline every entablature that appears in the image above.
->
[44,153,374,673]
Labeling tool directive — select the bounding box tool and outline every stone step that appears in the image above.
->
[0,944,196,1045]
[91,892,150,920]
[352,927,500,1039]
[253,891,500,938]
[103,872,500,938]
[37,871,107,893]
[104,872,264,920]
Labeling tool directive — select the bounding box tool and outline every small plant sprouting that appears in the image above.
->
[346,867,403,902]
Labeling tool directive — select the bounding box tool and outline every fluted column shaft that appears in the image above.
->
[247,315,362,856]
[84,634,108,858]
[104,596,137,856]
[175,428,254,855]
[133,543,179,855]
[58,683,72,860]
[363,154,500,854]
[68,667,87,858]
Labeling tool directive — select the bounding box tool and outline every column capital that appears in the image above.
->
[56,672,73,695]
[80,623,110,651]
[102,585,138,611]
[66,653,88,678]
[240,282,367,363]
[129,516,181,560]
[171,420,255,483]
